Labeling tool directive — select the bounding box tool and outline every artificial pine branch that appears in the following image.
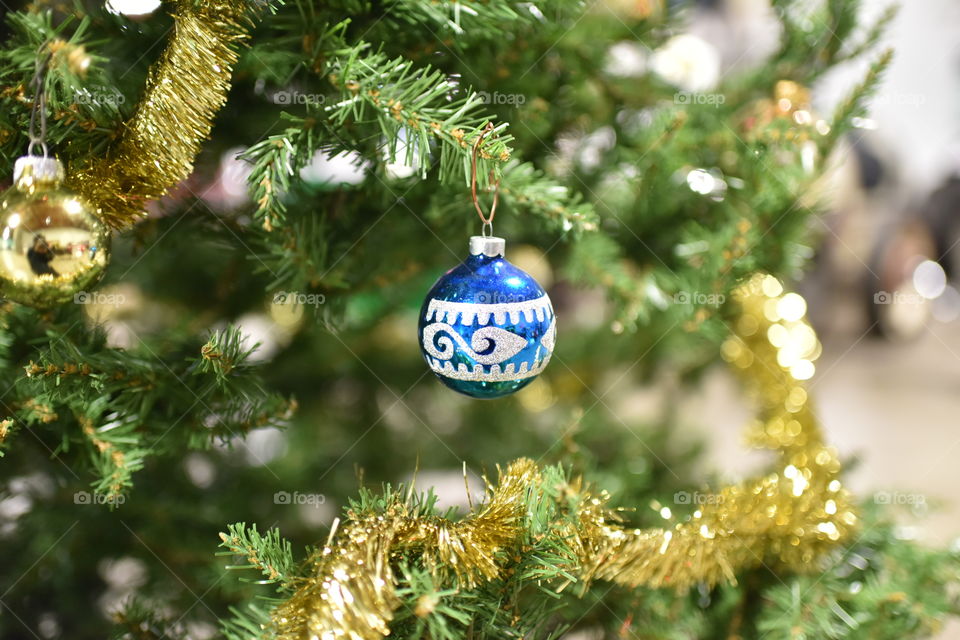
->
[0,2,955,639]
[218,523,297,586]
[835,4,898,64]
[0,11,124,165]
[499,160,598,234]
[821,48,894,152]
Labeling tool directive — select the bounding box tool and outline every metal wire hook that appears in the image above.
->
[470,122,501,237]
[28,42,52,159]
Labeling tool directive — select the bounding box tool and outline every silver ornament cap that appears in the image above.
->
[469,235,505,257]
[13,155,65,186]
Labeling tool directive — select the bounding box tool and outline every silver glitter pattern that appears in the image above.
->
[426,354,552,381]
[421,293,556,381]
[424,294,553,326]
[541,317,556,352]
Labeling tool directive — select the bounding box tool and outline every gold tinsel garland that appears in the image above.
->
[577,274,856,589]
[67,0,256,228]
[273,460,539,637]
[270,274,858,639]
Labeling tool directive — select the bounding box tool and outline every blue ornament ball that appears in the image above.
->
[418,236,556,399]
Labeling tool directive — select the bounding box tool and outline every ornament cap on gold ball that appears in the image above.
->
[13,155,65,191]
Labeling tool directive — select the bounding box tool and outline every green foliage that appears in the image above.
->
[0,11,125,164]
[758,511,960,639]
[821,48,894,152]
[219,522,297,586]
[216,480,960,640]
[7,312,292,496]
[0,0,952,639]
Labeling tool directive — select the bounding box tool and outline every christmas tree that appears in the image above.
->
[0,0,958,638]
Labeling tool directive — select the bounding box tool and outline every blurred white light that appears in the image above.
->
[777,292,807,321]
[235,312,282,362]
[37,614,60,639]
[383,129,422,180]
[791,360,815,381]
[801,140,817,174]
[887,289,929,338]
[184,622,218,640]
[106,0,161,16]
[777,345,801,368]
[761,276,783,298]
[220,146,253,200]
[791,473,808,497]
[686,169,715,195]
[525,3,545,20]
[651,34,720,92]
[402,469,485,510]
[8,473,55,499]
[298,499,336,527]
[932,285,960,323]
[184,453,216,489]
[912,260,946,300]
[606,42,648,78]
[241,427,288,467]
[301,150,369,186]
[0,494,31,520]
[893,525,919,541]
[577,126,616,171]
[99,556,147,589]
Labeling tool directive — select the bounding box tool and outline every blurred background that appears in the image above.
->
[668,0,960,542]
[682,0,960,633]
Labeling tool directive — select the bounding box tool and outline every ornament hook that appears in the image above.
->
[27,42,52,159]
[471,122,501,237]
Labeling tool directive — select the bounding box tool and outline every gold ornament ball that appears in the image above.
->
[0,156,110,308]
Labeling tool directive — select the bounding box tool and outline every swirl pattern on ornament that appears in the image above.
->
[421,322,528,364]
